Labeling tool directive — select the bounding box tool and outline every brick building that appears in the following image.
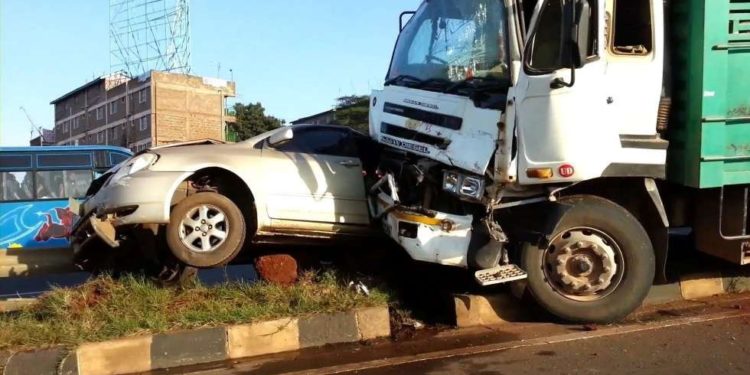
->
[51,71,236,152]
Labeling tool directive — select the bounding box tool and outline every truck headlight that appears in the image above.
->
[443,172,460,193]
[442,171,485,201]
[108,153,158,184]
[459,176,484,200]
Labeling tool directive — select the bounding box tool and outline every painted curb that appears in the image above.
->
[454,271,750,327]
[0,306,390,375]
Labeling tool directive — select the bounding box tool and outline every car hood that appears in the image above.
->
[149,142,261,172]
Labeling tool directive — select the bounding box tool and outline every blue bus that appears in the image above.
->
[1,146,132,275]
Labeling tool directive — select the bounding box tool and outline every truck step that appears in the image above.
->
[475,264,528,286]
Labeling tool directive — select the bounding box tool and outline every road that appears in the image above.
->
[360,314,750,375]
[175,294,750,375]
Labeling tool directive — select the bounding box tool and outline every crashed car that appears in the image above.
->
[71,124,380,277]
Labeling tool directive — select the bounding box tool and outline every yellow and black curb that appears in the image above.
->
[0,306,390,375]
[453,272,750,327]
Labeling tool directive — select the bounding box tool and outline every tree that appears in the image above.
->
[332,95,370,134]
[228,102,285,141]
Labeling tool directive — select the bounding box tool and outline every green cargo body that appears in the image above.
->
[668,0,750,188]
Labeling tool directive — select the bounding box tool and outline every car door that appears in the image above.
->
[260,126,370,226]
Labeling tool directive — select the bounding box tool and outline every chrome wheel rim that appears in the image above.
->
[178,204,229,253]
[542,227,625,302]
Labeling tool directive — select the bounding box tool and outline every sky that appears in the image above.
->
[0,0,421,146]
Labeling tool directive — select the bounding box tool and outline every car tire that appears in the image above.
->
[166,192,247,268]
[520,195,655,323]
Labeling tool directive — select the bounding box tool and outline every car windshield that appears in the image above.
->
[386,0,510,91]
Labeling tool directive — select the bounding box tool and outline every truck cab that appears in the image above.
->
[369,0,750,322]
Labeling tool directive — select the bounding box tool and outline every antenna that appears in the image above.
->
[109,0,191,76]
[20,106,45,144]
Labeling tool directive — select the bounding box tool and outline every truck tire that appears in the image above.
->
[166,192,247,268]
[520,195,654,323]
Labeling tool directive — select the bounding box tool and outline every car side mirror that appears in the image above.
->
[268,128,294,147]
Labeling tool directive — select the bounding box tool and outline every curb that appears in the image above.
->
[0,299,37,313]
[0,306,390,375]
[454,271,750,327]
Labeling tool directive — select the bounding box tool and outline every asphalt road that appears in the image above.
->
[358,315,750,375]
[178,295,750,375]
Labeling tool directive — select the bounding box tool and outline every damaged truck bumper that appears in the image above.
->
[369,175,474,268]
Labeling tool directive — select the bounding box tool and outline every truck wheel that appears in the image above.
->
[521,196,654,323]
[166,192,247,268]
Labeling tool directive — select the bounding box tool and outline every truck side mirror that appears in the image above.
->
[400,11,415,31]
[551,0,589,89]
[573,0,591,68]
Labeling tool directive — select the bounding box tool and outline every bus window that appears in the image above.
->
[35,171,65,199]
[1,171,33,201]
[110,152,130,166]
[64,170,94,198]
[35,170,93,199]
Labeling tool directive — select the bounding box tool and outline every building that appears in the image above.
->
[29,129,56,146]
[290,109,336,126]
[51,71,236,152]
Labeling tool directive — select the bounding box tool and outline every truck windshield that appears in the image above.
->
[386,0,510,92]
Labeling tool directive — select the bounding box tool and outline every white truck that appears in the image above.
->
[368,0,750,322]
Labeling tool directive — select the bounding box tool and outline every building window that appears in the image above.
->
[139,116,150,131]
[138,89,147,104]
[62,121,69,133]
[97,131,105,143]
[68,106,72,116]
[96,107,104,120]
[109,101,118,115]
[111,127,119,140]
[72,117,79,130]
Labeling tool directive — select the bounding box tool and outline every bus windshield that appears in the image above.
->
[387,0,511,90]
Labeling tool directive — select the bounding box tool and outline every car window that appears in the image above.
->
[273,128,358,157]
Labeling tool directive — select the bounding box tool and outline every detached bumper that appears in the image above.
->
[369,175,473,267]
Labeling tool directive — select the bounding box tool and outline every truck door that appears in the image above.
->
[513,0,618,184]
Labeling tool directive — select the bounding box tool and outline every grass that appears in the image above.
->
[0,270,390,350]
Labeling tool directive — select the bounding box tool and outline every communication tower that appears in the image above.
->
[109,0,191,76]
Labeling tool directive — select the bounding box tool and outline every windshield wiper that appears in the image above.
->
[444,76,509,94]
[385,74,424,87]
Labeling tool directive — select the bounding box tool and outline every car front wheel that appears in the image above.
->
[166,192,246,268]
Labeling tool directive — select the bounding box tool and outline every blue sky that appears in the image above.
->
[0,0,420,146]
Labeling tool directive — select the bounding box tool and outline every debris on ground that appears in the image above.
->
[348,280,371,296]
[255,254,298,285]
[583,324,598,331]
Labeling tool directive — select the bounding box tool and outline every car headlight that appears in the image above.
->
[108,153,158,184]
[442,171,485,201]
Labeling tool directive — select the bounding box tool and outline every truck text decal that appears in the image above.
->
[380,135,429,154]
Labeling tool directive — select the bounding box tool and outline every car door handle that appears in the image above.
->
[339,160,361,168]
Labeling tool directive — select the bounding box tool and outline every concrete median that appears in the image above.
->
[453,270,750,328]
[0,306,390,375]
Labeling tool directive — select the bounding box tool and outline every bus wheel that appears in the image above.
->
[521,196,654,323]
[166,192,247,268]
